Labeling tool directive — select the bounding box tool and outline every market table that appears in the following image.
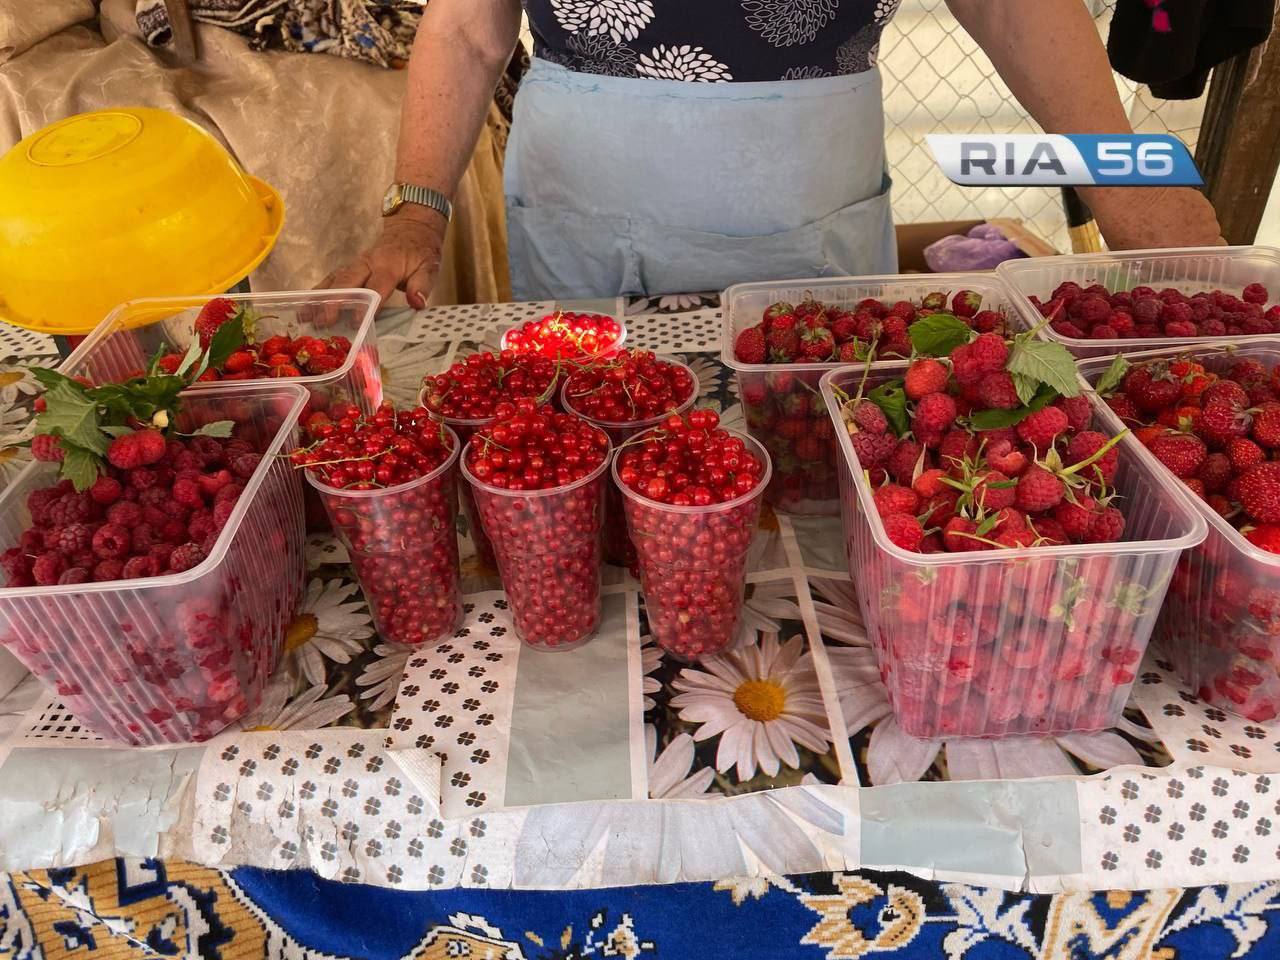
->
[1,295,1279,959]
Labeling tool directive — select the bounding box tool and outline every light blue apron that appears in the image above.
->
[505,58,897,300]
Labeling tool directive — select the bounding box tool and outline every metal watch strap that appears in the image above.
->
[400,183,453,223]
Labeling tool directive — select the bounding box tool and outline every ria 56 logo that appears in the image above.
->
[927,134,1202,186]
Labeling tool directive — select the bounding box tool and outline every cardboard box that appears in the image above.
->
[895,218,1057,273]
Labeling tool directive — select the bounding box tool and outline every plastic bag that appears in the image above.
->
[924,223,1025,272]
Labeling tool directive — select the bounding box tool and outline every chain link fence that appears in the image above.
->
[879,0,1208,251]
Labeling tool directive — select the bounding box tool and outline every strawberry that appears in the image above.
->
[766,316,799,360]
[1193,399,1251,446]
[1015,407,1070,452]
[733,325,767,364]
[1196,452,1232,493]
[882,512,925,551]
[762,302,794,327]
[1250,402,1280,448]
[904,359,949,400]
[1239,462,1280,523]
[921,291,947,311]
[1123,364,1180,412]
[830,313,859,344]
[194,297,240,349]
[306,355,343,375]
[1148,433,1207,478]
[951,290,982,318]
[224,349,258,374]
[1230,358,1268,383]
[971,310,1004,334]
[1201,380,1251,409]
[157,354,183,375]
[1105,394,1140,423]
[837,341,865,362]
[1246,524,1280,555]
[1228,437,1266,472]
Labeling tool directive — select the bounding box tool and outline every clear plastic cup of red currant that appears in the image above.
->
[460,443,611,651]
[560,358,699,568]
[614,429,771,661]
[307,425,463,647]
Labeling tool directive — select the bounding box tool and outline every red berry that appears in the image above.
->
[1239,462,1280,523]
[733,325,767,364]
[89,475,123,505]
[92,523,131,560]
[1148,433,1207,478]
[912,393,957,444]
[872,483,919,518]
[882,512,925,551]
[904,358,949,400]
[31,434,64,462]
[1227,437,1266,473]
[32,552,66,586]
[1015,465,1065,512]
[1243,283,1269,305]
[977,371,1020,410]
[1245,524,1280,554]
[194,297,240,348]
[1065,430,1120,485]
[1015,406,1069,451]
[168,542,207,573]
[107,429,167,470]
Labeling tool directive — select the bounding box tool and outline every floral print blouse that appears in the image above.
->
[526,0,904,82]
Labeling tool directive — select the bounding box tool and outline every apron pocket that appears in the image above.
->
[505,200,642,301]
[630,178,896,295]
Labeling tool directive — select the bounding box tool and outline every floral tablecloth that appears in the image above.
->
[2,295,1280,958]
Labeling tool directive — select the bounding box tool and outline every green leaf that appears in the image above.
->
[146,343,170,377]
[30,366,83,392]
[1006,338,1082,398]
[205,316,246,373]
[974,512,1002,537]
[175,338,204,377]
[59,445,102,492]
[1094,354,1130,395]
[36,380,108,456]
[1011,371,1040,406]
[867,380,909,436]
[908,313,974,357]
[89,376,187,425]
[184,420,235,439]
[967,383,1058,430]
[100,425,133,438]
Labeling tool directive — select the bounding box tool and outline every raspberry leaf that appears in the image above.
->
[184,420,235,439]
[1006,339,1081,398]
[33,377,109,456]
[1094,355,1130,395]
[908,314,973,357]
[1011,372,1040,406]
[866,380,909,436]
[59,444,101,492]
[100,425,133,438]
[204,315,247,374]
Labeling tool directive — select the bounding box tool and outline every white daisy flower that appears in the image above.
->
[0,408,33,487]
[356,641,413,712]
[671,634,830,780]
[641,637,662,711]
[242,676,354,731]
[284,577,376,686]
[0,365,40,406]
[682,355,723,399]
[636,45,732,83]
[655,293,713,312]
[646,724,714,799]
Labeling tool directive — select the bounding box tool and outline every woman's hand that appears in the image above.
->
[322,208,446,309]
[1081,186,1226,251]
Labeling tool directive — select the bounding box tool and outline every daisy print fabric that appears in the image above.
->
[526,0,900,81]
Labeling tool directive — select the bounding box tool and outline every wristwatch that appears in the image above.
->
[382,182,452,223]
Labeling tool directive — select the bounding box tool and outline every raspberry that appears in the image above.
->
[1054,494,1098,542]
[850,431,896,466]
[149,544,174,569]
[1164,320,1198,338]
[912,393,957,443]
[1251,402,1280,448]
[1015,407,1069,451]
[166,541,207,573]
[32,552,66,586]
[55,522,95,556]
[873,484,919,517]
[92,523,131,559]
[912,468,947,498]
[938,428,979,467]
[230,453,261,479]
[93,559,124,582]
[850,399,888,435]
[968,333,1008,374]
[130,523,158,551]
[1227,437,1266,472]
[885,440,923,484]
[190,436,227,465]
[1054,396,1092,434]
[985,438,1028,476]
[1243,283,1269,305]
[974,470,1016,510]
[128,468,159,490]
[904,359,949,400]
[1085,506,1125,543]
[882,513,924,552]
[1239,462,1280,523]
[1197,453,1232,493]
[1108,311,1135,336]
[1065,430,1119,484]
[106,500,143,526]
[122,555,160,579]
[1230,358,1268,383]
[1160,301,1193,326]
[1051,320,1086,339]
[1016,465,1065,512]
[58,567,90,585]
[188,511,217,542]
[106,429,167,470]
[1131,298,1161,324]
[214,482,245,505]
[45,493,95,528]
[89,475,123,505]
[31,434,64,462]
[172,477,205,509]
[1149,433,1207,478]
[977,371,1019,410]
[1071,295,1110,326]
[1194,399,1251,446]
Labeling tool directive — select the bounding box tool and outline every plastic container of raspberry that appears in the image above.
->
[1080,343,1280,722]
[308,426,463,647]
[614,430,770,661]
[722,273,1029,517]
[461,447,611,652]
[819,365,1206,739]
[0,383,309,746]
[999,246,1280,359]
[560,358,699,567]
[61,289,383,414]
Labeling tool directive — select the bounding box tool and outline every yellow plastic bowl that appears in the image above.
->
[0,107,284,335]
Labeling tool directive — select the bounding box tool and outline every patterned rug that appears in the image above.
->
[5,858,1280,959]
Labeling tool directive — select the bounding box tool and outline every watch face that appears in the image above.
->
[382,184,400,216]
